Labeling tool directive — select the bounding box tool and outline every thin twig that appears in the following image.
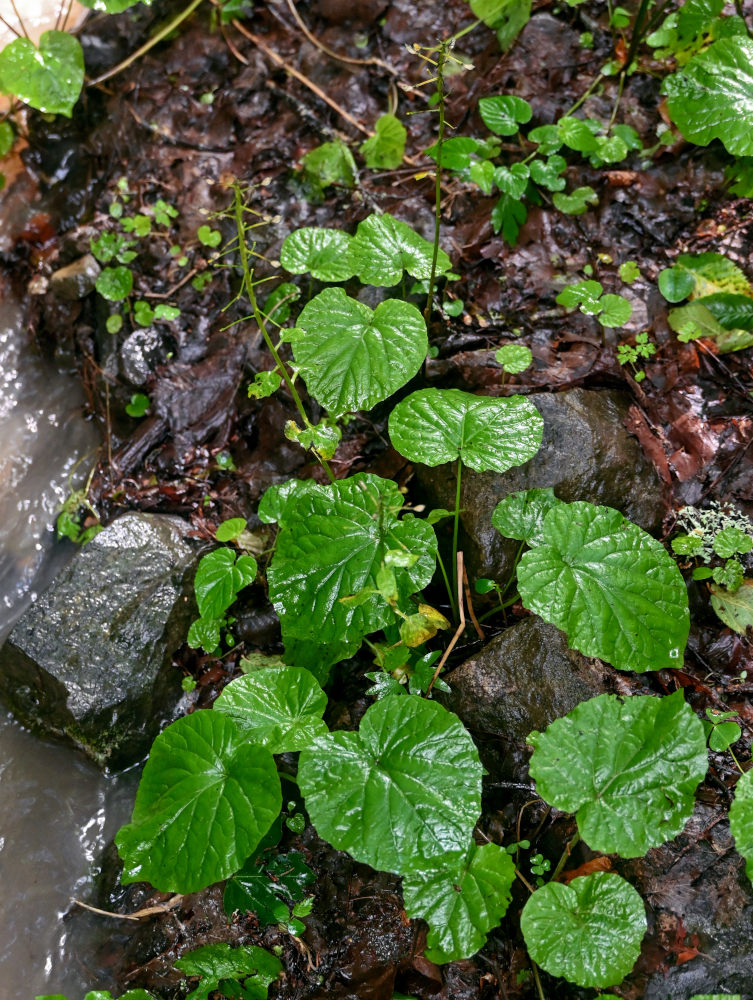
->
[71,894,183,920]
[427,551,466,694]
[9,0,28,38]
[462,565,484,638]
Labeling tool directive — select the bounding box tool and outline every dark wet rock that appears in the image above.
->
[120,327,168,386]
[622,803,753,999]
[417,388,665,584]
[49,254,101,300]
[0,513,202,769]
[443,617,610,741]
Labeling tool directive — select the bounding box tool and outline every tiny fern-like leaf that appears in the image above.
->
[520,873,646,988]
[528,691,708,857]
[292,288,427,417]
[213,667,328,752]
[389,388,543,473]
[298,695,482,874]
[729,768,753,885]
[267,474,437,646]
[402,842,515,962]
[514,501,689,672]
[116,711,281,894]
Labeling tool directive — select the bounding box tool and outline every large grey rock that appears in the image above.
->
[442,617,609,741]
[418,388,664,584]
[49,253,101,300]
[0,513,201,769]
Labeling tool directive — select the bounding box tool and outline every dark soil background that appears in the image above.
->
[3,0,753,997]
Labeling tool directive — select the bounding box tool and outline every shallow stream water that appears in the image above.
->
[0,288,137,999]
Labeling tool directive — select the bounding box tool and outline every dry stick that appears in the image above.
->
[9,0,28,38]
[462,565,484,638]
[0,13,21,37]
[231,20,372,137]
[427,551,466,695]
[71,894,183,921]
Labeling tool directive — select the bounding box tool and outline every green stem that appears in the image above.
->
[452,17,481,41]
[232,187,335,483]
[452,458,462,607]
[550,830,580,882]
[623,0,653,78]
[730,748,746,775]
[88,0,205,87]
[424,40,450,328]
[531,960,547,1000]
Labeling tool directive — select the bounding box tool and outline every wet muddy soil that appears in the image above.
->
[2,0,753,997]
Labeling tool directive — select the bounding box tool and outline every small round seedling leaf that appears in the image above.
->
[298,695,482,874]
[658,266,696,302]
[215,517,246,542]
[517,501,689,672]
[491,488,563,546]
[495,343,532,374]
[402,842,515,962]
[528,690,708,857]
[663,37,753,156]
[194,548,257,620]
[174,942,282,1000]
[520,873,646,987]
[598,293,633,327]
[349,212,451,286]
[268,473,436,646]
[292,287,427,416]
[95,265,133,301]
[0,31,84,117]
[389,388,543,474]
[116,712,282,893]
[730,769,753,884]
[214,667,328,752]
[280,228,354,282]
[478,95,532,135]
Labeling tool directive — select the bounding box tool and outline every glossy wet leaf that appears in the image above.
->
[268,474,436,646]
[710,580,753,634]
[478,95,532,136]
[279,228,354,282]
[663,37,753,155]
[95,266,133,301]
[215,517,247,542]
[730,769,753,884]
[552,185,598,215]
[298,695,482,873]
[116,712,282,893]
[187,616,222,652]
[493,162,530,199]
[659,252,752,302]
[529,155,567,191]
[0,31,84,116]
[349,212,451,286]
[496,344,531,374]
[263,282,300,324]
[224,851,315,923]
[292,288,427,416]
[491,488,563,546]
[517,501,690,672]
[361,113,407,168]
[174,942,282,1000]
[528,691,708,857]
[389,388,543,473]
[402,843,514,962]
[214,667,328,752]
[257,479,318,525]
[598,293,633,327]
[520,873,646,987]
[195,548,257,620]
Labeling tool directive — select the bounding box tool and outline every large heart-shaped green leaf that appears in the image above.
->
[348,212,451,286]
[268,474,437,646]
[0,31,84,117]
[517,501,689,672]
[663,37,753,156]
[520,873,646,987]
[116,711,281,893]
[402,842,515,962]
[174,943,282,1000]
[298,695,482,873]
[279,227,354,281]
[388,388,543,473]
[213,667,328,752]
[292,288,427,416]
[528,691,708,857]
[730,768,753,885]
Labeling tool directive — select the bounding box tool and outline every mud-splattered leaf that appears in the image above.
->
[403,843,515,962]
[521,873,646,987]
[214,667,328,752]
[528,691,708,857]
[268,474,436,646]
[389,388,543,473]
[298,696,482,873]
[292,288,427,416]
[517,501,690,672]
[116,712,281,893]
